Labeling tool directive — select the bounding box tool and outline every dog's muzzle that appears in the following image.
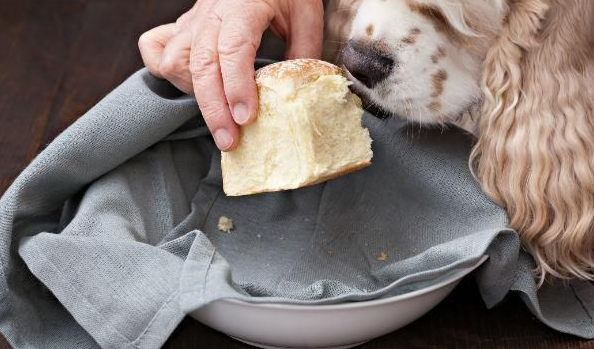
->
[340,40,394,88]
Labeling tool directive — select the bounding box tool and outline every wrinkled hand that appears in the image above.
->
[138,0,324,151]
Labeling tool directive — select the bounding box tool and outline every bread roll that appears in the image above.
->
[221,59,373,196]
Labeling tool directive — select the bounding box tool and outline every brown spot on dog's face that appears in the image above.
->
[402,36,416,44]
[407,2,449,30]
[406,1,458,40]
[365,24,374,36]
[431,46,446,63]
[401,27,421,45]
[430,69,448,98]
[427,101,442,111]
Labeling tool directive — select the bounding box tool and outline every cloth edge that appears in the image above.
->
[19,234,186,349]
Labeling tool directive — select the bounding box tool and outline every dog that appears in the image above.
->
[323,0,594,283]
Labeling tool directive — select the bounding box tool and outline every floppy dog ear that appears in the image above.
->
[323,0,361,63]
[471,0,594,282]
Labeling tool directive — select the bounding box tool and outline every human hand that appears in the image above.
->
[138,0,324,151]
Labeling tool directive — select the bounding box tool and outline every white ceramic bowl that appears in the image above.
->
[191,256,488,349]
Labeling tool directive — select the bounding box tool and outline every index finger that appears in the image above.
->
[217,4,275,125]
[190,11,239,151]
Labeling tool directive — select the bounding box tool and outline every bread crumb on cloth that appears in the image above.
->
[378,252,388,261]
[217,216,233,233]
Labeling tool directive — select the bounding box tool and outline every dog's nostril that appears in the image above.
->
[340,40,394,88]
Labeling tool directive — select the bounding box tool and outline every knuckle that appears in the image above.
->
[159,55,183,78]
[199,101,227,121]
[189,47,218,80]
[137,31,152,49]
[218,34,256,57]
[176,12,191,29]
[176,13,187,24]
[223,74,254,96]
[206,10,221,22]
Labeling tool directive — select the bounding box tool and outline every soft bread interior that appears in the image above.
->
[299,75,372,182]
[222,72,372,196]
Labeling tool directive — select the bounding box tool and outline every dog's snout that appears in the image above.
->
[341,40,394,88]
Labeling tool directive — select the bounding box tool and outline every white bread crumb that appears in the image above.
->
[218,216,233,233]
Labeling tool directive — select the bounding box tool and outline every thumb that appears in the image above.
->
[284,1,324,60]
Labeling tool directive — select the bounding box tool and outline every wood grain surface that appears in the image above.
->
[0,1,591,348]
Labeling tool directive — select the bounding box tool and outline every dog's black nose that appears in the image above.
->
[340,40,394,88]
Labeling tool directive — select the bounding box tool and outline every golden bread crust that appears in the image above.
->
[223,160,371,196]
[255,59,345,89]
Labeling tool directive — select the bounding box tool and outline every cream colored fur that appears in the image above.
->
[325,0,594,283]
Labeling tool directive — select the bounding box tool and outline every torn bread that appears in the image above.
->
[221,59,373,196]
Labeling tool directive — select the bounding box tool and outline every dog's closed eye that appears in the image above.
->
[407,2,454,35]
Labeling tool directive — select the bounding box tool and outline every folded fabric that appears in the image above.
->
[0,63,592,349]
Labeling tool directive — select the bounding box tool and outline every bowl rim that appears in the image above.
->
[217,255,489,311]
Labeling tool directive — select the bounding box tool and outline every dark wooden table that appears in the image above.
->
[0,1,591,348]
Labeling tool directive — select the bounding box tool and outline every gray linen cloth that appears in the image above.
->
[1,63,593,349]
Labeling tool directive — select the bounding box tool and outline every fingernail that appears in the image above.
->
[214,129,233,150]
[233,103,249,124]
